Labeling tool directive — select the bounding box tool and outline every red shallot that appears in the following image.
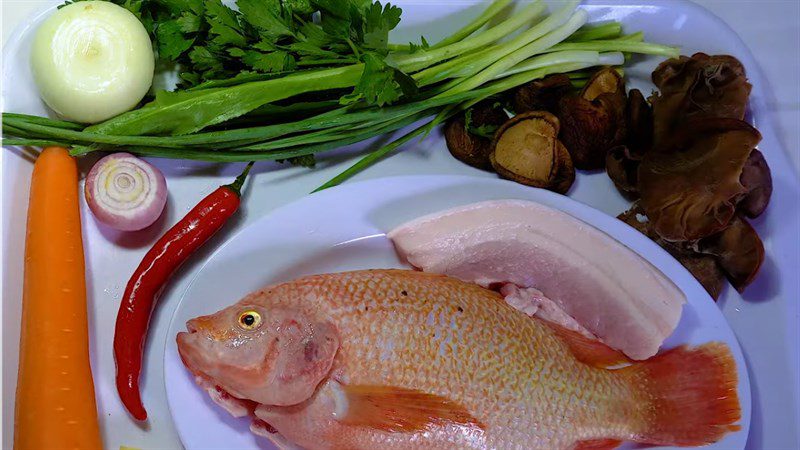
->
[84,152,167,231]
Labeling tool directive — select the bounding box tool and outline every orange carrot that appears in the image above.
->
[14,147,103,450]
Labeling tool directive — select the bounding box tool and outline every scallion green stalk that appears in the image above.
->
[428,0,515,49]
[391,0,547,73]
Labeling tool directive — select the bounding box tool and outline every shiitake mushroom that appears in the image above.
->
[605,89,654,199]
[738,149,773,218]
[558,67,627,170]
[512,74,573,115]
[489,111,575,194]
[444,116,494,170]
[695,215,765,292]
[625,88,653,155]
[606,145,640,198]
[444,100,508,170]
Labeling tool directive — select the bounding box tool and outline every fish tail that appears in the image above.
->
[625,342,741,446]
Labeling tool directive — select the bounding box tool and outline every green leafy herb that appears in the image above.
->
[236,0,294,39]
[156,20,195,60]
[362,2,402,51]
[347,52,415,106]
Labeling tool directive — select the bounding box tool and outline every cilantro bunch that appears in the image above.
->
[87,0,414,103]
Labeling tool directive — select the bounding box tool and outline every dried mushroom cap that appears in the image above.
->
[617,204,726,300]
[606,145,640,198]
[491,111,559,182]
[558,94,621,170]
[696,215,764,292]
[581,67,624,101]
[674,253,727,300]
[738,149,772,218]
[490,111,575,194]
[638,118,762,241]
[651,53,751,145]
[467,100,509,134]
[444,101,508,171]
[606,89,651,199]
[557,67,627,170]
[512,74,573,115]
[625,89,653,156]
[550,141,576,194]
[445,117,493,170]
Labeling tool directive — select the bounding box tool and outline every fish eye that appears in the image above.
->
[237,310,262,330]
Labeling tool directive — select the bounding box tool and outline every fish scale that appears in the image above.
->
[178,269,740,450]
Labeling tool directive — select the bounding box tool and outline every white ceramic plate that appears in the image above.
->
[164,175,752,450]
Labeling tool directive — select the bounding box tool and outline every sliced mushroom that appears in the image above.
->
[695,215,765,292]
[444,101,507,170]
[490,111,575,193]
[618,204,726,300]
[558,67,627,170]
[512,73,573,115]
[638,118,762,241]
[738,149,772,218]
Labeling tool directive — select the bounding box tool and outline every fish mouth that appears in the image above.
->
[185,320,198,333]
[176,329,204,376]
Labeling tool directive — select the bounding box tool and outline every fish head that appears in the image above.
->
[177,298,340,407]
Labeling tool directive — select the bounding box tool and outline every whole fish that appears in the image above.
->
[177,269,740,450]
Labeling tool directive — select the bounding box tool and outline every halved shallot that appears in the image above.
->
[84,153,167,231]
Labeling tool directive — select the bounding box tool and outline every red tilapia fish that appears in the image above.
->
[177,269,740,450]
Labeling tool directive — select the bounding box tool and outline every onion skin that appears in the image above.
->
[84,153,167,231]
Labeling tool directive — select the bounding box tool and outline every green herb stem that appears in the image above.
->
[441,5,587,96]
[392,0,548,73]
[414,0,578,88]
[428,0,515,49]
[565,22,622,42]
[547,38,678,57]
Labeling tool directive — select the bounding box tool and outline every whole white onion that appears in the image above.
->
[84,153,167,231]
[30,1,155,123]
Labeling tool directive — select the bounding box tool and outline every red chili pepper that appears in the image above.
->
[114,162,254,421]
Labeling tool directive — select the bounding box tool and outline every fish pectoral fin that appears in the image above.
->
[572,438,623,450]
[336,384,485,433]
[546,322,631,368]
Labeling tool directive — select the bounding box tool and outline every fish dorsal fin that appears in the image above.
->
[546,323,631,368]
[337,384,485,433]
[573,438,623,450]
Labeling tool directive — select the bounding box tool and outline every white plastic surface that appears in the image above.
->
[2,1,799,449]
[164,175,752,450]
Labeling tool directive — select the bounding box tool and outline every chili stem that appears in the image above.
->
[225,161,255,195]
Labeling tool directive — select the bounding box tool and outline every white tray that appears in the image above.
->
[3,1,799,449]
